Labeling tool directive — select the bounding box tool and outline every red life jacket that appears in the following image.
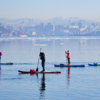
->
[0,52,2,56]
[65,51,70,58]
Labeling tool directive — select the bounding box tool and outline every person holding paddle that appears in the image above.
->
[39,52,45,72]
[65,50,70,64]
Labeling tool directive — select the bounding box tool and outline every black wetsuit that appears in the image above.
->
[40,52,45,71]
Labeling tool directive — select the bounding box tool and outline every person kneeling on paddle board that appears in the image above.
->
[39,52,45,72]
[65,50,70,64]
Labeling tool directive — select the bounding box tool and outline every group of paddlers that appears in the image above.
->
[0,50,70,72]
[39,50,70,71]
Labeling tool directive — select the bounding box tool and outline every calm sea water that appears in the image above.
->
[0,37,100,100]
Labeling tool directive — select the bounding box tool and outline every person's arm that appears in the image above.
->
[65,51,68,54]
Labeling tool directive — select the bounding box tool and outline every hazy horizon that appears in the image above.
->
[0,0,100,22]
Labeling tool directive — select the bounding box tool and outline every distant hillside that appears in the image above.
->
[0,17,98,26]
[0,18,42,26]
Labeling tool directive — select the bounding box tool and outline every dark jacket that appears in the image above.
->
[40,52,45,62]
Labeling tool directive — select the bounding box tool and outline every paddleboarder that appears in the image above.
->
[65,50,70,64]
[0,52,2,61]
[0,52,2,70]
[39,52,45,72]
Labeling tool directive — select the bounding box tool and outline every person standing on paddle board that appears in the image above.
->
[39,52,45,71]
[65,50,70,64]
[0,52,3,60]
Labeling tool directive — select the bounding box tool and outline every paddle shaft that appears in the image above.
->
[65,53,67,64]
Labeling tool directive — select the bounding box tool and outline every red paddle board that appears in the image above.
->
[18,69,61,74]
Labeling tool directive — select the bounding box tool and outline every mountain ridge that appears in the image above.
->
[0,17,98,26]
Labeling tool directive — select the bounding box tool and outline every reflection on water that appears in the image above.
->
[0,68,2,80]
[36,73,46,100]
[67,67,70,88]
[39,74,46,99]
[67,63,71,88]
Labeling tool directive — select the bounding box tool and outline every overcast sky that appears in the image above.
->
[0,0,100,22]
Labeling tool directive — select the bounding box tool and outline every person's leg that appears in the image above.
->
[68,58,70,64]
[42,61,45,71]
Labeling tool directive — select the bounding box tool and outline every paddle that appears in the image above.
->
[65,52,67,64]
[36,48,41,72]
